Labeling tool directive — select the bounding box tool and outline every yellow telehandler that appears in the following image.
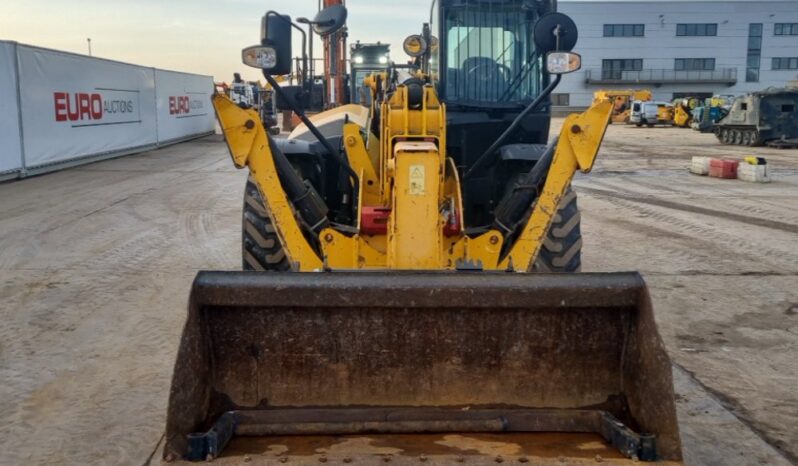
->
[163,1,682,464]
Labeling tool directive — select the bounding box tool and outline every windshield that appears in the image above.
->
[442,2,541,106]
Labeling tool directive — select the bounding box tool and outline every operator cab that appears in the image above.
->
[407,0,576,227]
[434,0,545,106]
[241,0,580,230]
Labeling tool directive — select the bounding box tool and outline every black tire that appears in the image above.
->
[721,128,731,144]
[532,188,582,273]
[243,176,582,273]
[750,130,764,147]
[242,175,291,271]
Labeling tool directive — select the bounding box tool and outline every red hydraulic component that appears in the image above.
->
[443,208,461,237]
[360,206,391,235]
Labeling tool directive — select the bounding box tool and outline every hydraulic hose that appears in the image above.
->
[267,137,330,234]
[491,136,558,237]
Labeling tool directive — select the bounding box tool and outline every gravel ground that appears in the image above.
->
[0,122,796,465]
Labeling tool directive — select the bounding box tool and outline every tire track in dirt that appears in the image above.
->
[0,229,181,465]
[579,186,798,235]
[577,184,798,272]
[599,216,792,275]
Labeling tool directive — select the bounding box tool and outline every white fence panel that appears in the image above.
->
[155,69,214,144]
[17,45,157,168]
[0,42,23,176]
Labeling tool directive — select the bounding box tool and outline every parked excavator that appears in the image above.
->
[593,89,652,124]
[672,97,701,128]
[163,1,682,464]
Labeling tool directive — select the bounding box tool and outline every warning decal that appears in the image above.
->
[409,164,425,195]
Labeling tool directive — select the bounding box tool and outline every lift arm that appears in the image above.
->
[213,93,323,271]
[499,100,612,271]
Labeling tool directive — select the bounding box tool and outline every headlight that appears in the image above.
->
[546,52,582,75]
[242,45,277,69]
[378,56,388,64]
[354,55,364,64]
[403,34,427,57]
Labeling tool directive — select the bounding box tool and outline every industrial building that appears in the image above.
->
[555,0,798,110]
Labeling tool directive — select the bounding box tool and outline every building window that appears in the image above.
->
[675,58,716,71]
[603,24,645,37]
[601,59,643,79]
[747,24,762,82]
[773,57,798,70]
[676,23,718,37]
[551,93,570,106]
[774,23,798,36]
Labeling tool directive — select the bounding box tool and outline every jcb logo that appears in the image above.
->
[169,96,191,115]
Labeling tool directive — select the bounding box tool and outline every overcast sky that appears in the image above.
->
[2,0,793,83]
[1,0,431,82]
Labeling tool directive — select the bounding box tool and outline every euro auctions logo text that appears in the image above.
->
[169,95,204,117]
[54,90,140,127]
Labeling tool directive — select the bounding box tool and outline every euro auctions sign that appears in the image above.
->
[168,95,206,117]
[53,90,141,126]
[11,43,212,171]
[155,69,214,142]
[17,45,158,167]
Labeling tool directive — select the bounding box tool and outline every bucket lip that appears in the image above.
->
[189,271,647,309]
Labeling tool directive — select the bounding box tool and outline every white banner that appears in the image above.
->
[17,45,157,168]
[155,69,214,143]
[0,41,23,175]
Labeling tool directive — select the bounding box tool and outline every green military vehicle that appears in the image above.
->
[714,87,798,146]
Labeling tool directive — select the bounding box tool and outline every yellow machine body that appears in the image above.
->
[213,90,612,272]
[162,73,682,465]
[672,97,700,128]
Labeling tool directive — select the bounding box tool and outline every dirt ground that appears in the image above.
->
[0,121,796,465]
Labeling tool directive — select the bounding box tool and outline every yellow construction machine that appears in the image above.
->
[593,89,652,124]
[672,97,700,128]
[163,2,682,464]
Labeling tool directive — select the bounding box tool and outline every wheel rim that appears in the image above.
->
[734,131,742,145]
[722,129,730,143]
[743,132,751,146]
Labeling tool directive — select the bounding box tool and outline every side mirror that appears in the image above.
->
[246,13,292,75]
[546,51,581,75]
[312,4,347,36]
[534,12,578,53]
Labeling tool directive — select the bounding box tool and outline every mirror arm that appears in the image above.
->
[265,11,307,86]
[463,73,562,181]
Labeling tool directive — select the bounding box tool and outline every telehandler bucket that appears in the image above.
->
[163,272,682,464]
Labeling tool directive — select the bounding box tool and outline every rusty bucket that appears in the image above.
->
[163,271,682,464]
